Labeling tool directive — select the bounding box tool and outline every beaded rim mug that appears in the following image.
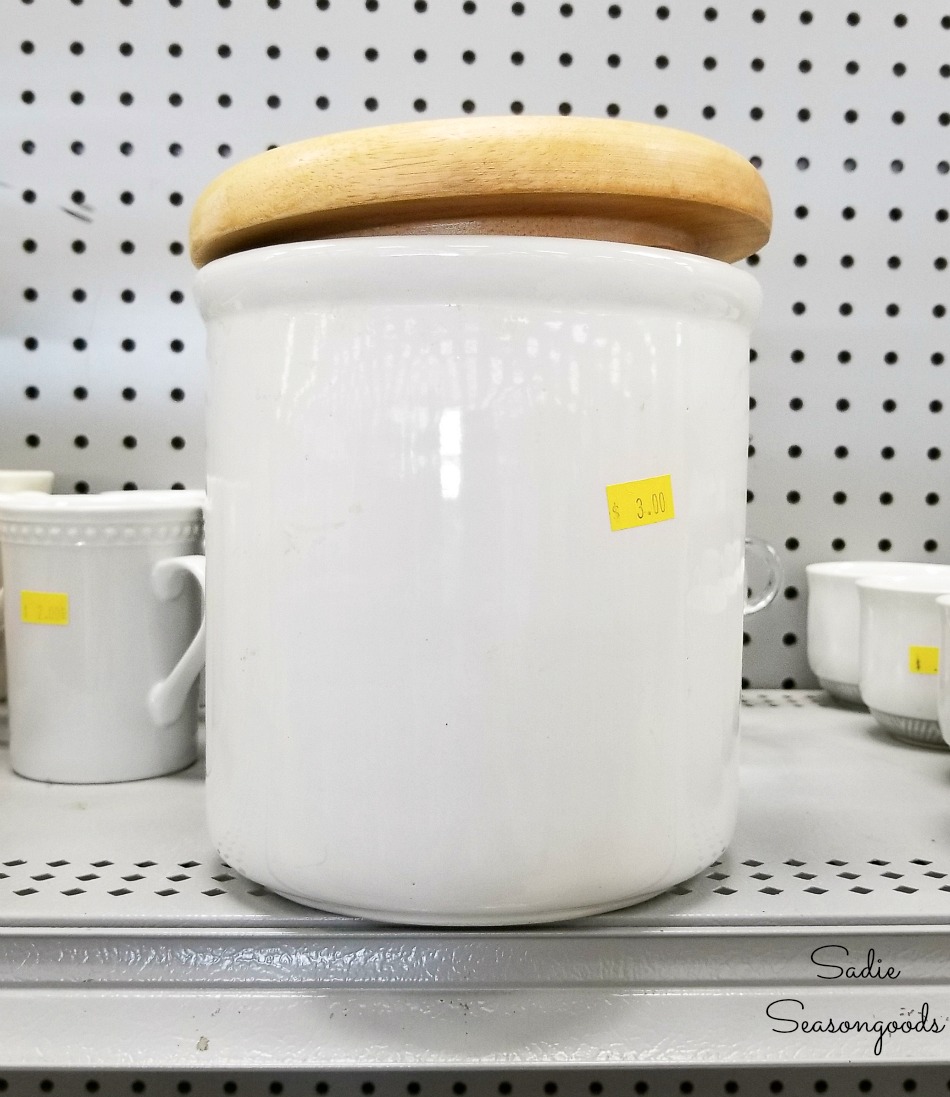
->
[0,492,206,783]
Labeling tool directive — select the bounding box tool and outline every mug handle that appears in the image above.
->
[744,536,782,617]
[147,555,206,728]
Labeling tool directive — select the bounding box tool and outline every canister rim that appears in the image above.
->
[194,235,763,329]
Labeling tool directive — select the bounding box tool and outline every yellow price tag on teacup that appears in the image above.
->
[909,645,939,675]
[606,474,675,532]
[21,591,70,626]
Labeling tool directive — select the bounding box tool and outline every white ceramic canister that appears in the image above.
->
[190,117,772,925]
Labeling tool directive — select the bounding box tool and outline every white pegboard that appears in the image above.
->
[1,0,948,687]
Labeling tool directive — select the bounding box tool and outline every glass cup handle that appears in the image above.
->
[744,536,783,617]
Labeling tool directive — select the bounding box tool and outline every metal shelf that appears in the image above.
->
[1,691,949,1072]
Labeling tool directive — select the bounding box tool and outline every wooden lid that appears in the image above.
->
[189,116,772,268]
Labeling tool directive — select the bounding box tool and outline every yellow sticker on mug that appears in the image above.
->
[21,591,70,626]
[909,646,939,675]
[606,474,675,532]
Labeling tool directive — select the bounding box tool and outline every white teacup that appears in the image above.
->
[856,569,950,748]
[0,492,206,783]
[0,471,54,712]
[806,561,950,706]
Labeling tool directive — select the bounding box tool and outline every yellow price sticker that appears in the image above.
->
[21,591,70,626]
[606,474,675,532]
[909,646,939,675]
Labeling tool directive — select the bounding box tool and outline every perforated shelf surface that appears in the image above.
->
[1,691,949,930]
[1,692,949,1071]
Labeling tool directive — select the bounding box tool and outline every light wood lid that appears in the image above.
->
[189,116,772,268]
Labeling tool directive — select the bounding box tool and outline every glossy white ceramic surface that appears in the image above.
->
[0,472,54,493]
[0,493,206,783]
[937,596,950,751]
[806,561,950,706]
[0,471,54,710]
[856,570,950,748]
[196,236,761,925]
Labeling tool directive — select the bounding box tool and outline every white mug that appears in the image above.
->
[938,596,950,750]
[807,561,950,705]
[856,569,950,748]
[0,471,54,711]
[0,492,206,783]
